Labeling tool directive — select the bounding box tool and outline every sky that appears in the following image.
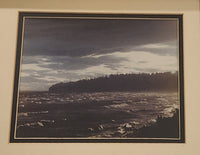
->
[19,17,179,91]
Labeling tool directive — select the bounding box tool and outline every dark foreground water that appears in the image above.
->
[16,92,179,138]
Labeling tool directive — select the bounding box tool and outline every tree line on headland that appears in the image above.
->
[49,72,178,93]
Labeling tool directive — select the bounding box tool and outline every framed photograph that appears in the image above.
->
[10,12,184,143]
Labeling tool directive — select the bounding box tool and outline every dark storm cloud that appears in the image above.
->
[23,18,177,57]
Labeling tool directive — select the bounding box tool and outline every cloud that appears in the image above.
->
[19,18,179,90]
[140,43,171,49]
[19,49,178,91]
[22,18,177,57]
[22,63,51,71]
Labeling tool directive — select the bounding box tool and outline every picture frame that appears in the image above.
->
[10,12,185,143]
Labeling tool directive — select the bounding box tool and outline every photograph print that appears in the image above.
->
[10,13,184,143]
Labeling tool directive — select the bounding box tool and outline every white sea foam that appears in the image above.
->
[123,123,132,128]
[41,120,55,123]
[28,111,49,114]
[117,126,125,134]
[37,122,44,127]
[18,112,28,117]
[105,103,129,109]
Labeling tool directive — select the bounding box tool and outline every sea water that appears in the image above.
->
[16,92,179,138]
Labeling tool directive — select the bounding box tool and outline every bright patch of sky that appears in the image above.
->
[20,48,178,91]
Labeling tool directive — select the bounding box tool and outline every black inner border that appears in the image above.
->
[10,12,185,143]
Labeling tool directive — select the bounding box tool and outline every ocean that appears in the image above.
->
[16,91,179,138]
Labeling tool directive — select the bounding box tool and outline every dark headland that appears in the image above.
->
[49,72,178,93]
